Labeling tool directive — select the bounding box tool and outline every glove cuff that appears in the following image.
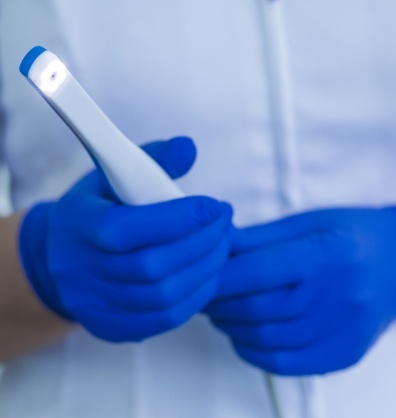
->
[19,203,73,321]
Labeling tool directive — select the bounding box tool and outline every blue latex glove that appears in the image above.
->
[20,136,233,342]
[206,207,396,375]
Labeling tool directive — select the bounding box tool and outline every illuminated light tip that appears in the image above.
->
[20,46,47,77]
[38,59,68,94]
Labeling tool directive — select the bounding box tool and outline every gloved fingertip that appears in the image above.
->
[141,136,197,179]
[220,201,234,220]
[165,136,197,179]
[193,197,232,227]
[168,136,196,154]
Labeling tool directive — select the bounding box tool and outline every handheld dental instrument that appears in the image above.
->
[19,46,184,205]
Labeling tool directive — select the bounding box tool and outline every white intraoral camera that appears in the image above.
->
[20,46,183,205]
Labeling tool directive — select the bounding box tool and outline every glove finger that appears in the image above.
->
[212,307,326,351]
[231,208,346,254]
[76,278,218,342]
[87,196,232,252]
[141,136,197,179]
[91,210,232,282]
[205,283,314,322]
[233,332,365,376]
[81,234,230,311]
[214,241,310,299]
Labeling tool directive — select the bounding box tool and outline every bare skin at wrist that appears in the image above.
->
[0,212,73,362]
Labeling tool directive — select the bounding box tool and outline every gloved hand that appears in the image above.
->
[20,136,233,342]
[205,207,396,375]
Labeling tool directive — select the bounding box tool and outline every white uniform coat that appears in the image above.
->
[1,1,396,417]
